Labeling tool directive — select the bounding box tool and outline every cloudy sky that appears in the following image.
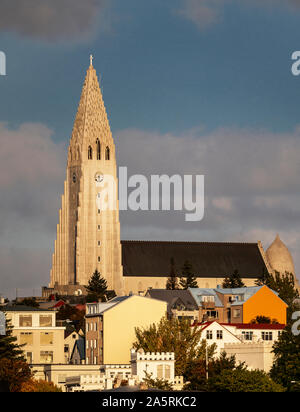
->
[0,0,300,298]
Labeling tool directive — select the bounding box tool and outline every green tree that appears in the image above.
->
[222,270,245,289]
[207,368,284,392]
[270,325,300,391]
[85,270,109,302]
[143,372,173,391]
[184,351,246,391]
[179,261,198,289]
[166,258,179,290]
[133,316,215,376]
[0,314,24,360]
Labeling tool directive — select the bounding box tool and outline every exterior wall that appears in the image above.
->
[32,364,101,392]
[64,332,83,364]
[124,277,257,295]
[103,296,167,365]
[86,316,103,365]
[224,342,274,372]
[201,322,240,355]
[5,310,65,364]
[131,350,175,382]
[50,63,124,295]
[243,285,287,324]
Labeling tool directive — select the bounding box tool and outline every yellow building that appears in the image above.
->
[85,295,167,365]
[3,306,65,364]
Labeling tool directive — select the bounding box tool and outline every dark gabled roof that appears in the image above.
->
[71,339,85,361]
[121,241,268,278]
[146,289,198,315]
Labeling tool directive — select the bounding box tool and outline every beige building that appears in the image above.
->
[85,295,167,365]
[49,57,123,296]
[3,306,65,364]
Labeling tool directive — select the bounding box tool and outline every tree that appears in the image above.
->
[133,316,215,376]
[0,358,32,392]
[207,368,284,392]
[142,372,173,391]
[270,326,300,391]
[18,298,39,308]
[20,379,62,392]
[179,261,198,289]
[250,315,279,324]
[184,351,246,391]
[0,315,24,360]
[85,270,109,302]
[222,270,245,289]
[56,304,85,332]
[166,258,179,290]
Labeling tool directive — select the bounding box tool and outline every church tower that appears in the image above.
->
[49,57,124,296]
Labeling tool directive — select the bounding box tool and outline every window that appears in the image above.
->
[202,296,215,303]
[98,257,101,263]
[98,241,101,246]
[26,352,32,364]
[98,225,101,230]
[216,330,223,340]
[98,209,101,214]
[206,330,213,340]
[39,315,52,327]
[157,365,163,379]
[164,365,171,380]
[105,146,110,160]
[96,139,101,160]
[20,332,33,345]
[261,331,273,341]
[40,351,53,363]
[233,309,241,318]
[40,332,53,346]
[88,146,93,160]
[86,340,89,349]
[242,331,253,341]
[19,315,32,327]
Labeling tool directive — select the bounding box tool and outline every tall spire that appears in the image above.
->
[70,56,112,150]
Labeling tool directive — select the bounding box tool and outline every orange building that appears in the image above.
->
[189,285,288,325]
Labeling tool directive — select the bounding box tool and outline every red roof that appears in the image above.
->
[194,321,286,330]
[52,300,66,309]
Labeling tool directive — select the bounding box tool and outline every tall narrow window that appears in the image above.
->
[96,139,101,160]
[88,146,93,160]
[105,146,110,160]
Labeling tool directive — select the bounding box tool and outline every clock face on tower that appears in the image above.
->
[95,173,104,183]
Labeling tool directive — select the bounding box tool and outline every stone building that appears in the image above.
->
[47,58,299,297]
[49,57,124,296]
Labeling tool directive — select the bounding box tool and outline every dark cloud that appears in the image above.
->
[178,0,300,30]
[0,0,109,42]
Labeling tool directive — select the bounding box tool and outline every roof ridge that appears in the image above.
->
[121,240,258,246]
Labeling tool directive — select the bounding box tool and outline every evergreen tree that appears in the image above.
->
[85,270,109,302]
[270,324,300,391]
[0,315,24,360]
[166,258,179,290]
[179,260,198,289]
[222,270,245,289]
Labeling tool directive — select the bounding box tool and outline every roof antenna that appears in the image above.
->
[90,54,93,67]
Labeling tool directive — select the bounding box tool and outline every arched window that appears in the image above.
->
[88,146,93,160]
[96,139,101,160]
[105,146,110,160]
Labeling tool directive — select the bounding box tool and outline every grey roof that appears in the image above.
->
[146,289,198,315]
[1,305,51,312]
[71,339,85,361]
[189,288,224,307]
[121,241,268,278]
